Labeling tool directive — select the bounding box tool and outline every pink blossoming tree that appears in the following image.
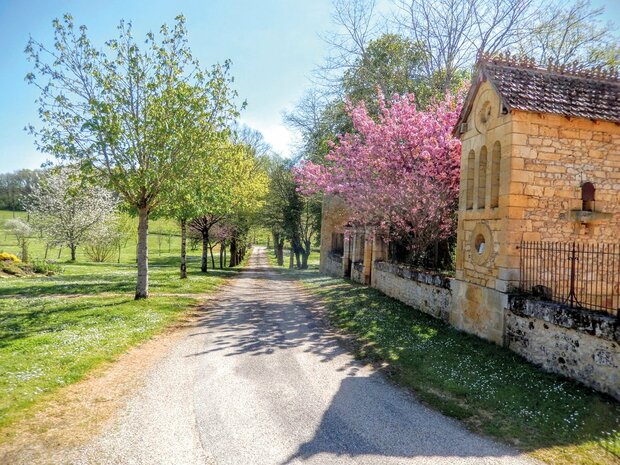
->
[295,91,462,263]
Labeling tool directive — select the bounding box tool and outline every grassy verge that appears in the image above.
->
[0,211,248,433]
[266,248,620,465]
[0,295,193,429]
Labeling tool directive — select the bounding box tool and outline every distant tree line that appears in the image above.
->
[0,169,40,214]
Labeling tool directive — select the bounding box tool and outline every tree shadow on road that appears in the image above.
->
[280,372,530,465]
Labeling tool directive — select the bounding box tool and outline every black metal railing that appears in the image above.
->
[519,241,619,317]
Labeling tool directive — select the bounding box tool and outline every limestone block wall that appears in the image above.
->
[506,296,619,400]
[449,280,506,345]
[373,262,452,322]
[319,196,350,275]
[324,253,344,278]
[508,113,620,244]
[351,262,365,284]
[492,113,620,295]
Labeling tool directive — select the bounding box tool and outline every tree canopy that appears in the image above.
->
[26,14,241,298]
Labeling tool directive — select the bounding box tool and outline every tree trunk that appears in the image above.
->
[57,247,62,259]
[118,242,122,264]
[301,240,311,269]
[70,244,77,262]
[219,243,224,269]
[289,244,294,269]
[180,219,187,279]
[209,243,216,270]
[44,244,49,260]
[277,240,284,266]
[229,238,237,267]
[201,229,209,272]
[294,242,301,269]
[135,206,149,300]
[21,241,29,263]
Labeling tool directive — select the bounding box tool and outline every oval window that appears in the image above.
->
[475,234,486,255]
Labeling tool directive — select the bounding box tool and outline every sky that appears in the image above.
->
[0,0,619,174]
[0,0,333,172]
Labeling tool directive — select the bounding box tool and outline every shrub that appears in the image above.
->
[31,259,64,276]
[0,252,21,263]
[0,260,27,276]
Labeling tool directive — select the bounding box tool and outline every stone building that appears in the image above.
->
[319,54,620,399]
[453,53,620,344]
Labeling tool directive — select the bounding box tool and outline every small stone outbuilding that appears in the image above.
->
[319,55,620,399]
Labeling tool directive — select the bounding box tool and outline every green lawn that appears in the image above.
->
[267,248,620,465]
[0,210,240,431]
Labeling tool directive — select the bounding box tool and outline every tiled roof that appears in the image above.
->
[484,60,620,123]
[457,55,620,130]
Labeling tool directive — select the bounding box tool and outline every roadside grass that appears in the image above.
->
[0,256,235,298]
[0,210,245,433]
[0,295,194,430]
[267,248,620,465]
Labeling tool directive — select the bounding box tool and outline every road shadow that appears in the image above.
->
[186,263,354,369]
[280,372,529,464]
[184,249,532,464]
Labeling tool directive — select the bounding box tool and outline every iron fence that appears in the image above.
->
[519,241,620,317]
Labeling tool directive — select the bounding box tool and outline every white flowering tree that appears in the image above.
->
[5,219,33,262]
[26,168,119,261]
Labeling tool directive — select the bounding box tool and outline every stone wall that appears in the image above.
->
[324,253,344,278]
[508,112,620,245]
[506,296,619,400]
[319,196,350,275]
[351,261,365,284]
[373,262,452,322]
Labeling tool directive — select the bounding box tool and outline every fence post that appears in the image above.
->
[567,242,578,308]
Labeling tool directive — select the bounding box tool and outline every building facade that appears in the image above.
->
[319,55,620,398]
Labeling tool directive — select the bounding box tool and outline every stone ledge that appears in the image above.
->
[374,261,452,289]
[508,295,619,342]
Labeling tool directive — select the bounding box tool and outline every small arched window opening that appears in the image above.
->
[581,182,595,212]
[466,150,475,210]
[478,146,487,209]
[490,141,501,208]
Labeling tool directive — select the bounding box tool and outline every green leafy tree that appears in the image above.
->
[264,158,319,269]
[522,0,620,67]
[26,15,239,298]
[342,34,427,107]
[188,142,268,272]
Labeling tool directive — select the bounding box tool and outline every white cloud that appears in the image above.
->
[239,118,297,158]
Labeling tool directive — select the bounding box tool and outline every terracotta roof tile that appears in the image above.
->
[483,61,620,123]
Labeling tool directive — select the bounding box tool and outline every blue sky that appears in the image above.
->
[0,0,618,173]
[0,0,332,172]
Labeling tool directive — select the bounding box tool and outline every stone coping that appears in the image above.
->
[508,295,619,342]
[327,252,343,264]
[373,261,452,290]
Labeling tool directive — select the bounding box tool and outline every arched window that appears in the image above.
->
[491,141,501,208]
[466,150,475,210]
[478,146,487,209]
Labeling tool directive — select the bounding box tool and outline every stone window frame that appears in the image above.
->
[490,141,501,208]
[466,150,475,210]
[477,146,488,209]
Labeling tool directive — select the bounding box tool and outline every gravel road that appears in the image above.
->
[70,247,537,465]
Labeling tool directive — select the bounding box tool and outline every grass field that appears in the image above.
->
[267,248,620,465]
[0,210,241,432]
